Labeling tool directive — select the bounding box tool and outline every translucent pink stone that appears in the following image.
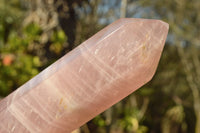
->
[0,18,169,133]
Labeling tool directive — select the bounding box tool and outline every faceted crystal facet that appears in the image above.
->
[0,18,169,133]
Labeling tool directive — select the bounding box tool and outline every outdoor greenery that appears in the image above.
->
[0,0,200,133]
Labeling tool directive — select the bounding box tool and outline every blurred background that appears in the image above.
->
[0,0,200,133]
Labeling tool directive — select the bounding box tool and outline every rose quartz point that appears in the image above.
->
[0,18,169,133]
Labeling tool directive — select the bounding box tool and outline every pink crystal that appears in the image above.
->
[0,18,169,133]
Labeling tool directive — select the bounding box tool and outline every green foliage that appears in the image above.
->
[162,105,187,133]
[50,30,67,54]
[0,0,24,43]
[0,23,42,96]
[118,106,148,133]
[93,115,106,127]
[0,20,67,96]
[24,23,42,38]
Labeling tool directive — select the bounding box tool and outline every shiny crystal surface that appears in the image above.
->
[0,18,169,133]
